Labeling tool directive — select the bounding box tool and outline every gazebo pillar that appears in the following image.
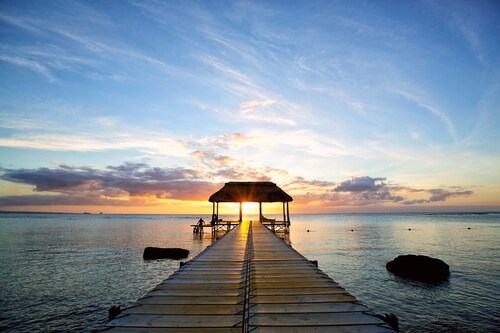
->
[282,202,286,222]
[216,202,219,220]
[286,202,290,224]
[212,202,215,222]
[259,202,262,222]
[239,202,243,222]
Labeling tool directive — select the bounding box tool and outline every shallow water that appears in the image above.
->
[290,213,500,332]
[0,212,498,332]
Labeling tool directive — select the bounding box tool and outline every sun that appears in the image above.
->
[242,202,259,215]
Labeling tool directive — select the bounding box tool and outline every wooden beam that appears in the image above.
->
[239,202,243,222]
[282,202,286,222]
[259,202,262,222]
[286,202,290,224]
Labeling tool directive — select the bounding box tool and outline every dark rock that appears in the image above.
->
[143,247,189,260]
[386,254,449,283]
[377,313,399,331]
[108,305,122,320]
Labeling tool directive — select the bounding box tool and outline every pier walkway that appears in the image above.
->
[104,221,395,332]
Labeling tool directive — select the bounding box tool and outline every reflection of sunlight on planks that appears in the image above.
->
[103,221,396,332]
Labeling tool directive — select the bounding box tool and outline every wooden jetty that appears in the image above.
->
[103,220,396,332]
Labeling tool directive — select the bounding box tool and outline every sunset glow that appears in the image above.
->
[0,1,499,213]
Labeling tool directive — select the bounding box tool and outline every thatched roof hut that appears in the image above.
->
[209,181,292,203]
[209,181,292,223]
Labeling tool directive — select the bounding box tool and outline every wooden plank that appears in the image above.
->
[251,302,369,314]
[147,289,243,297]
[172,273,243,279]
[108,314,243,327]
[251,274,335,284]
[159,278,244,284]
[251,281,339,288]
[249,312,386,326]
[123,304,243,315]
[101,328,241,333]
[156,283,244,290]
[138,296,244,305]
[250,294,357,304]
[250,326,396,333]
[252,287,349,296]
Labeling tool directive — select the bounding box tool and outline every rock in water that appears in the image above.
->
[377,313,399,331]
[386,254,449,283]
[143,247,189,260]
[108,305,122,320]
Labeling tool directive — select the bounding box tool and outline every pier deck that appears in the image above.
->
[104,221,395,332]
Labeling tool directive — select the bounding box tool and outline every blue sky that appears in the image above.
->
[0,0,499,213]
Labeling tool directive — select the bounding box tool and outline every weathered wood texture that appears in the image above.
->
[103,221,395,332]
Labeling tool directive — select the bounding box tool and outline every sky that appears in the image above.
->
[0,0,499,214]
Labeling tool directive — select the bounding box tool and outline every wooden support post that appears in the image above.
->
[239,202,243,222]
[211,202,215,237]
[259,202,262,222]
[216,202,219,221]
[283,202,286,222]
[286,202,290,225]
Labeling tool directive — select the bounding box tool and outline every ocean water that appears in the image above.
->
[0,213,498,332]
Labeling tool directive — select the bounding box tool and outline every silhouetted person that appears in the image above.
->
[193,218,204,234]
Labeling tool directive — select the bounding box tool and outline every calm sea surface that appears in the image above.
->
[0,213,499,332]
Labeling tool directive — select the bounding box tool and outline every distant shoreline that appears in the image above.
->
[1,210,499,216]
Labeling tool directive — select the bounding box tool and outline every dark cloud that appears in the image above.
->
[0,161,474,209]
[427,189,473,202]
[0,195,136,206]
[2,167,96,191]
[287,176,472,208]
[334,176,387,192]
[0,163,220,206]
[403,189,473,205]
[360,190,404,202]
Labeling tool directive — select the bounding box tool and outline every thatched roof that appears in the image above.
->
[209,182,293,203]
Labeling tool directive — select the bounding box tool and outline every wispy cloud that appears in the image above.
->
[424,0,496,66]
[0,132,189,157]
[198,53,314,126]
[200,55,264,98]
[238,99,298,126]
[389,88,457,138]
[0,13,44,34]
[249,128,352,158]
[93,116,119,128]
[0,113,52,130]
[0,55,55,82]
[0,11,183,82]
